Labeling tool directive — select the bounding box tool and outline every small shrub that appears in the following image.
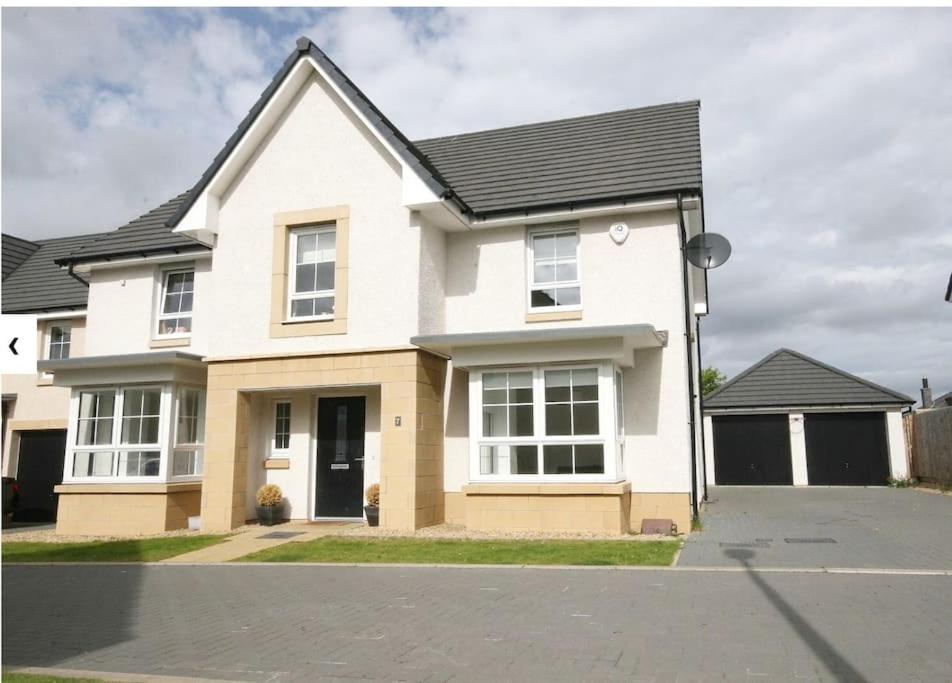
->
[365,483,380,507]
[256,484,283,507]
[887,476,917,488]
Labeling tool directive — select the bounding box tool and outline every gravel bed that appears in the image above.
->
[336,523,677,542]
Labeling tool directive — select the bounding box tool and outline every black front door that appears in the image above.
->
[805,412,890,485]
[13,430,67,522]
[316,397,365,518]
[713,414,793,485]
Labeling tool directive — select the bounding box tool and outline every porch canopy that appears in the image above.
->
[410,324,667,369]
[38,350,207,386]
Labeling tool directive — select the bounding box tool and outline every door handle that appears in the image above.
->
[353,458,364,461]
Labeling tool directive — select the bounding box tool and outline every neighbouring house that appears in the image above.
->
[1,231,106,521]
[32,36,709,536]
[703,349,913,487]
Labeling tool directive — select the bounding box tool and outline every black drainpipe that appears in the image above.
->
[66,263,89,287]
[676,194,700,521]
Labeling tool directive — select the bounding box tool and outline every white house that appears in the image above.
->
[34,37,710,536]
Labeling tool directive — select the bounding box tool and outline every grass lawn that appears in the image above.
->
[4,674,108,683]
[237,536,680,566]
[2,535,226,563]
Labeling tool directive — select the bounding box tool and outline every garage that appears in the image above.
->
[805,412,890,485]
[12,430,66,522]
[713,414,792,485]
[703,349,913,487]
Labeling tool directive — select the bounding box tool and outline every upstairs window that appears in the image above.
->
[157,270,194,337]
[47,322,72,360]
[289,225,336,319]
[529,228,581,310]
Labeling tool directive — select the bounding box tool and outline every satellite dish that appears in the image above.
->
[685,232,732,269]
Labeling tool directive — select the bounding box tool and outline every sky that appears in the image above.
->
[2,7,950,400]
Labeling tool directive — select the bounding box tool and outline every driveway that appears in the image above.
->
[4,564,952,682]
[679,486,952,569]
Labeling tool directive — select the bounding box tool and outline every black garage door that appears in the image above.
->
[805,412,889,486]
[713,414,793,485]
[12,430,67,522]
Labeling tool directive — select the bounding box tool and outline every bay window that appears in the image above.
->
[66,384,205,482]
[471,362,620,482]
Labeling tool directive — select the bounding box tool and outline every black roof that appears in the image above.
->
[704,348,914,410]
[2,234,40,280]
[57,192,209,266]
[2,232,108,313]
[415,101,702,217]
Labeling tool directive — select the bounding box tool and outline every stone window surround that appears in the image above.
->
[271,205,350,338]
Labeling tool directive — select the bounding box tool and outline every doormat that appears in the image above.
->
[784,537,837,544]
[258,531,306,540]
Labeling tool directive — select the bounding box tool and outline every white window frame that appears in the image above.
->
[287,224,336,322]
[526,225,582,313]
[45,320,72,360]
[63,383,205,484]
[155,267,195,339]
[271,399,292,456]
[468,361,619,483]
[171,386,205,479]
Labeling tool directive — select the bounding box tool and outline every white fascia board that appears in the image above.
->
[36,310,87,321]
[71,250,212,275]
[466,196,689,230]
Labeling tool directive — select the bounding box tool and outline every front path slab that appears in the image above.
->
[162,521,359,563]
[679,486,952,569]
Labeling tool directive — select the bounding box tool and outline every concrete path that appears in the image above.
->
[164,521,359,563]
[4,564,951,682]
[680,486,952,569]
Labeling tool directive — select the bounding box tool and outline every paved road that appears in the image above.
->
[679,487,952,569]
[4,564,951,682]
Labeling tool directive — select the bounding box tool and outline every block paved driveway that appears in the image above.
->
[4,564,952,682]
[678,486,952,569]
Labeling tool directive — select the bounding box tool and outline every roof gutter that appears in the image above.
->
[677,193,701,523]
[66,262,89,288]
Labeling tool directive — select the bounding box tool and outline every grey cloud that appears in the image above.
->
[2,7,950,398]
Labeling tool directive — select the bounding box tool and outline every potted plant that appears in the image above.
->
[256,484,284,526]
[364,483,379,527]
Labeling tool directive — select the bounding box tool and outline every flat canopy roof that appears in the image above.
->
[38,350,205,373]
[38,351,207,388]
[411,324,667,368]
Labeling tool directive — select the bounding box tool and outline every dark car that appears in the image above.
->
[2,476,20,523]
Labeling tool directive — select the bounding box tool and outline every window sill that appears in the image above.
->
[281,315,334,324]
[270,316,346,338]
[150,337,191,349]
[464,481,629,496]
[54,481,202,494]
[263,458,291,470]
[525,309,583,323]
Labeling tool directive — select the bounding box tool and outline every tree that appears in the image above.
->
[702,367,727,396]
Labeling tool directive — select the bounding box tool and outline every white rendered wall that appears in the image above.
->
[788,412,808,485]
[208,74,424,358]
[442,364,470,493]
[444,210,684,334]
[84,259,211,357]
[885,409,909,479]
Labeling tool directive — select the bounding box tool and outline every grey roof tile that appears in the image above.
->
[2,232,108,313]
[703,349,914,409]
[58,192,209,266]
[2,234,40,280]
[414,101,702,216]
